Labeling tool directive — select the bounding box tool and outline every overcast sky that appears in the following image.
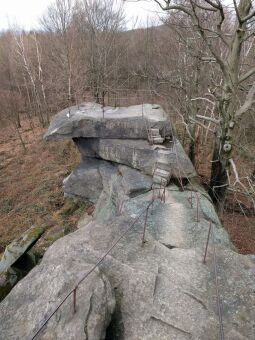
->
[0,0,161,31]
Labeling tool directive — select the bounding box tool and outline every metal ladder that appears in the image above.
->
[147,127,164,144]
[152,160,172,202]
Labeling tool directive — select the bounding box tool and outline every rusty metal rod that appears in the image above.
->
[203,222,212,264]
[212,225,225,340]
[30,200,153,340]
[189,191,193,208]
[73,288,77,314]
[196,194,199,223]
[142,206,149,245]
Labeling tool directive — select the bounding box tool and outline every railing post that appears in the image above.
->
[73,287,77,314]
[142,206,149,246]
[203,222,212,264]
[189,191,193,208]
[196,194,199,223]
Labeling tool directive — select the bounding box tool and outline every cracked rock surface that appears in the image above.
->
[0,237,115,340]
[1,104,254,339]
[0,174,254,339]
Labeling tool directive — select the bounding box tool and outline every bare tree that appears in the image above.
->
[40,0,76,107]
[0,32,26,150]
[149,0,255,209]
[14,32,47,126]
[76,0,126,102]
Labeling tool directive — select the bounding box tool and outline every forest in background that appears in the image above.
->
[0,0,254,254]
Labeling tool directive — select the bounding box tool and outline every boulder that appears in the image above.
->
[44,102,172,141]
[75,137,196,179]
[0,235,115,340]
[118,165,153,196]
[0,225,43,273]
[63,158,106,202]
[0,226,44,301]
[63,160,153,207]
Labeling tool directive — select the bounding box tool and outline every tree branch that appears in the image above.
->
[239,66,255,83]
[236,81,255,117]
[241,8,255,23]
[196,114,220,124]
[189,116,216,132]
[153,0,194,17]
[233,0,242,24]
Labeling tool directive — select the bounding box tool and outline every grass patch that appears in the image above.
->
[0,198,14,213]
[60,199,92,218]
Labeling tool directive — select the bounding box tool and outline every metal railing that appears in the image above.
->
[30,199,156,339]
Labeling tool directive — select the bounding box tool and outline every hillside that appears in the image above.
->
[0,118,94,256]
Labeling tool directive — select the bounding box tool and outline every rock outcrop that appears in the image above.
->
[0,103,254,340]
[0,225,44,301]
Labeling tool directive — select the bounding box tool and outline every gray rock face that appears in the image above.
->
[75,137,196,178]
[118,165,153,196]
[63,158,105,202]
[63,159,153,203]
[44,102,172,141]
[0,235,115,340]
[0,226,44,301]
[0,226,43,273]
[0,226,43,301]
[1,167,254,340]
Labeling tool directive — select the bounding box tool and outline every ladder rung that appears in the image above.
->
[154,168,170,177]
[152,137,164,143]
[150,128,160,133]
[155,162,171,170]
[153,176,168,186]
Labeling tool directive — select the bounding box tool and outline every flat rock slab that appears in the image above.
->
[75,137,196,178]
[63,159,153,204]
[0,226,43,273]
[44,102,172,140]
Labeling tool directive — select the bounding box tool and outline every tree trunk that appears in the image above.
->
[188,123,196,165]
[209,103,235,211]
[209,137,228,211]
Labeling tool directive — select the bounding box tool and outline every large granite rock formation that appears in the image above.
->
[0,103,254,339]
